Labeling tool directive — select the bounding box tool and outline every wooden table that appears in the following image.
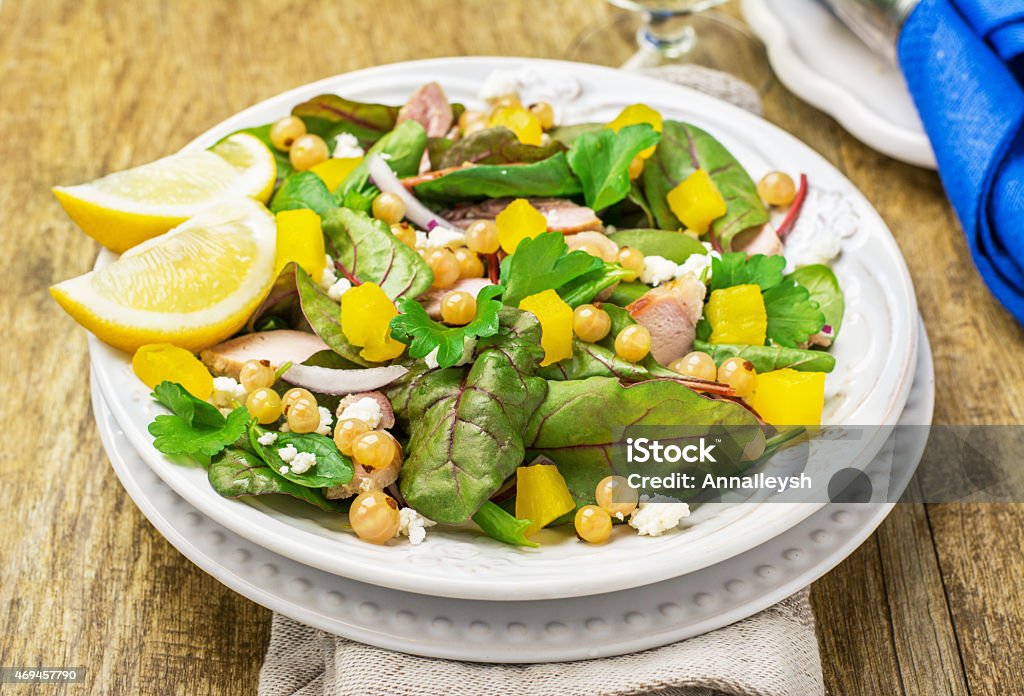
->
[2,1,1021,693]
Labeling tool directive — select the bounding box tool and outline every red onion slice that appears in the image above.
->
[367,154,458,232]
[281,363,409,395]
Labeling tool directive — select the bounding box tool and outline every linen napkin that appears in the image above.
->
[899,0,1024,322]
[258,67,823,696]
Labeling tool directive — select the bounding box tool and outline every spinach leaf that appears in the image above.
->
[538,339,650,382]
[224,125,293,184]
[692,340,836,373]
[762,281,826,348]
[471,501,539,548]
[526,377,759,506]
[413,153,582,203]
[248,425,353,488]
[294,266,371,367]
[270,171,337,215]
[209,447,346,512]
[606,281,650,306]
[336,120,427,212]
[148,382,249,460]
[321,207,433,300]
[567,124,661,210]
[548,122,604,146]
[390,285,503,367]
[787,264,844,338]
[437,127,565,169]
[500,232,602,306]
[557,263,634,308]
[398,309,548,524]
[292,94,400,147]
[641,121,768,250]
[607,229,707,264]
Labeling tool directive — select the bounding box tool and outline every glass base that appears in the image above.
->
[566,11,772,94]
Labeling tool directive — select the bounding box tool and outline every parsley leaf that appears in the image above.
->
[567,123,661,210]
[710,252,786,292]
[762,281,826,348]
[149,385,249,460]
[390,285,504,367]
[500,232,602,306]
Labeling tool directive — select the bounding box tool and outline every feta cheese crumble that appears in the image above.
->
[629,502,691,537]
[332,132,365,159]
[338,397,382,429]
[326,277,352,303]
[277,444,298,463]
[415,227,466,250]
[211,376,247,408]
[423,337,476,370]
[319,254,339,290]
[397,507,437,545]
[639,244,719,286]
[279,465,290,475]
[289,451,317,474]
[316,406,334,436]
[257,431,278,446]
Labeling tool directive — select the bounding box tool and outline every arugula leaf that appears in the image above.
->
[787,265,844,338]
[471,501,539,548]
[209,448,347,512]
[709,252,786,292]
[413,153,582,203]
[390,285,503,368]
[148,382,249,459]
[294,266,371,367]
[692,340,835,373]
[437,127,565,169]
[336,120,427,212]
[762,281,826,348]
[607,229,707,264]
[321,207,433,300]
[567,123,661,210]
[291,94,401,148]
[248,425,354,488]
[270,171,337,215]
[500,232,602,306]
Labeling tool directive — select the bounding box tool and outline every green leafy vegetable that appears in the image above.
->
[641,121,768,250]
[607,229,707,264]
[557,263,634,308]
[567,123,661,210]
[762,281,826,348]
[538,340,650,382]
[270,171,337,215]
[437,127,565,169]
[709,252,786,292]
[606,281,650,306]
[294,267,370,367]
[209,448,346,512]
[249,425,353,488]
[321,207,433,300]
[548,122,604,146]
[500,232,602,306]
[471,501,539,548]
[148,382,249,459]
[413,153,582,202]
[693,340,836,373]
[526,377,759,506]
[292,94,400,147]
[787,265,844,338]
[390,285,502,368]
[398,309,548,524]
[336,120,427,212]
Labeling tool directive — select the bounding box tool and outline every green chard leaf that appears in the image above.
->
[270,171,337,216]
[526,377,760,506]
[567,123,661,210]
[471,501,539,548]
[786,264,844,338]
[291,94,401,148]
[248,425,354,489]
[437,127,565,169]
[209,447,347,512]
[607,229,708,264]
[538,339,651,382]
[294,266,370,367]
[389,285,503,368]
[321,207,433,300]
[641,121,768,250]
[692,340,836,373]
[500,232,603,306]
[398,309,548,524]
[336,120,427,212]
[412,153,582,203]
[148,382,249,459]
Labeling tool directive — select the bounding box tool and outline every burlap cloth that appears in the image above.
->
[258,66,824,696]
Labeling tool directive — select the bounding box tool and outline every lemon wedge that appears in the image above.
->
[51,198,277,353]
[53,133,276,253]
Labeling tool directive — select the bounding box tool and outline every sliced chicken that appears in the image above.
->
[200,330,328,380]
[334,391,396,430]
[397,82,453,174]
[731,224,783,257]
[626,275,707,365]
[419,277,492,319]
[442,197,603,234]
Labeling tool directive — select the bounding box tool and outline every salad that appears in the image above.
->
[51,78,844,548]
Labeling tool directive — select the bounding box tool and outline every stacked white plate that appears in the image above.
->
[88,59,934,662]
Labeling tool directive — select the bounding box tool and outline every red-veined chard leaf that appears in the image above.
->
[436,127,566,169]
[291,94,401,148]
[294,266,371,367]
[412,153,582,203]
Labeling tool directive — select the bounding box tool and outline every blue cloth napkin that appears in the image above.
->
[899,0,1024,322]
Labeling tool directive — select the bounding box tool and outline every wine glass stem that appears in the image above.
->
[639,12,695,59]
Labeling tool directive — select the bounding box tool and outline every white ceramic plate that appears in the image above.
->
[742,0,936,169]
[89,57,920,601]
[91,321,933,662]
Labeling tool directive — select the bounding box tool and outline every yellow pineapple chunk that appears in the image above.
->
[706,284,768,345]
[751,369,826,426]
[515,463,576,536]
